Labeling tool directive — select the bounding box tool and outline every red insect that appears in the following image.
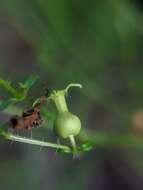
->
[9,96,46,131]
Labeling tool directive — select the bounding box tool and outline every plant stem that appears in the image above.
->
[69,135,78,157]
[52,91,68,113]
[2,132,71,152]
[65,83,82,93]
[50,83,82,113]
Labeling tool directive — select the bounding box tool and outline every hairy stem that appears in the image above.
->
[2,132,71,153]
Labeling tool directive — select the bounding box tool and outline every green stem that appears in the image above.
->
[2,132,71,153]
[64,83,82,93]
[51,91,68,113]
[50,83,82,113]
[69,135,78,157]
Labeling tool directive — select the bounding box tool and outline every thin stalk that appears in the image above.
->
[69,135,78,157]
[64,83,82,93]
[2,132,71,153]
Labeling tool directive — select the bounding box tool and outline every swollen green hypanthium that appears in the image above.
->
[49,83,82,156]
[54,111,81,139]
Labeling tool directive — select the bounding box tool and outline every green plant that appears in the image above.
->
[49,84,82,157]
[1,76,143,158]
[0,77,92,157]
[0,75,39,110]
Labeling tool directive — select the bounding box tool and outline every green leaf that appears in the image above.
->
[32,97,40,107]
[0,78,21,98]
[0,98,17,111]
[56,147,71,154]
[80,142,93,152]
[0,76,39,111]
[19,75,39,92]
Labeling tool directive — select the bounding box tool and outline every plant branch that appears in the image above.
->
[1,132,71,153]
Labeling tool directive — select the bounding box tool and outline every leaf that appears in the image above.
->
[19,75,39,92]
[0,98,17,111]
[0,76,39,111]
[32,98,40,107]
[80,142,93,152]
[0,78,21,98]
[56,147,71,154]
[0,78,11,87]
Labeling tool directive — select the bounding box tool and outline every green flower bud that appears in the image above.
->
[54,112,81,138]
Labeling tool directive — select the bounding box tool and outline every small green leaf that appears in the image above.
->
[19,75,39,91]
[18,82,26,89]
[56,147,71,154]
[0,78,21,98]
[0,98,16,110]
[32,97,40,107]
[80,142,93,152]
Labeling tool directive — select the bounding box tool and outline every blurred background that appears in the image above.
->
[1,0,143,189]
